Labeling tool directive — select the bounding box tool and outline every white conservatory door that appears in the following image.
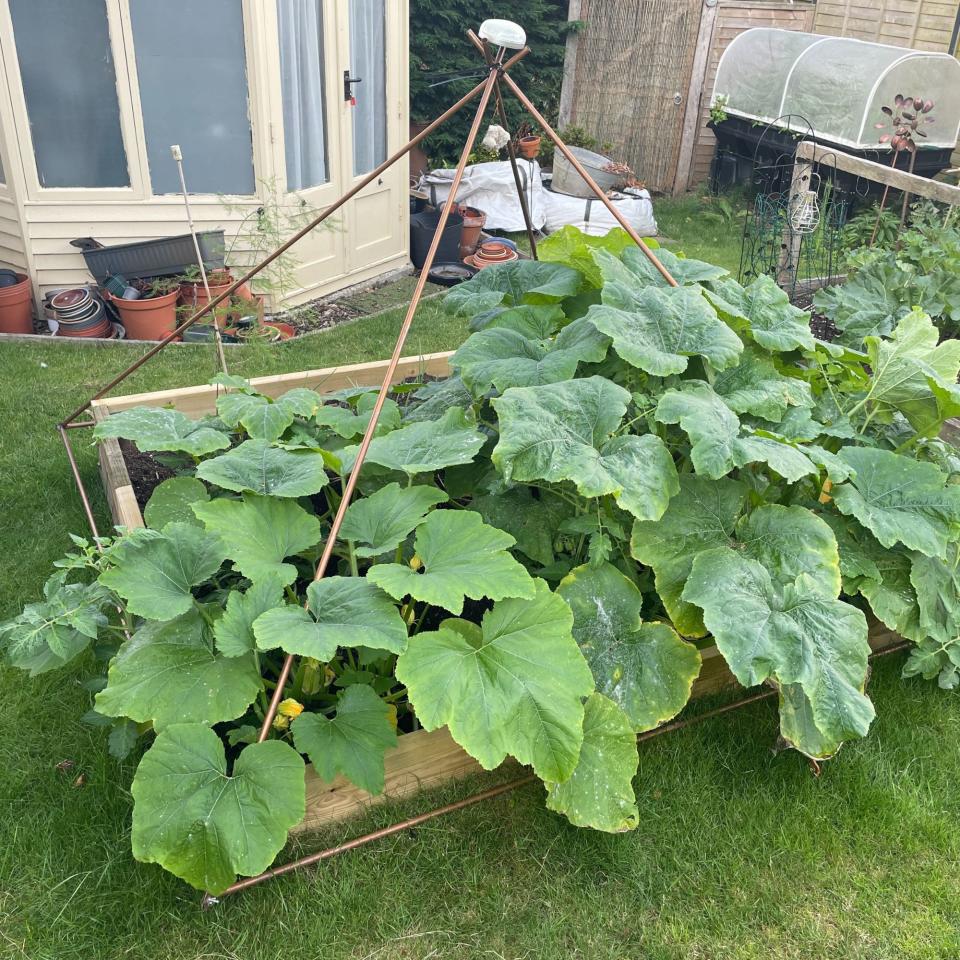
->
[271,0,407,304]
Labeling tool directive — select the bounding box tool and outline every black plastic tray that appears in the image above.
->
[76,230,226,284]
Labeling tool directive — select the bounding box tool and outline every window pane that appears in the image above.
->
[350,0,387,176]
[277,0,329,190]
[130,0,255,195]
[9,0,129,188]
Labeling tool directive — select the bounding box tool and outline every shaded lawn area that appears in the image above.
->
[3,221,960,959]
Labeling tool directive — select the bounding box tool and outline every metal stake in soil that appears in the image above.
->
[171,143,229,376]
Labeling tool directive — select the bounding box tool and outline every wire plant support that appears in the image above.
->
[55,24,837,906]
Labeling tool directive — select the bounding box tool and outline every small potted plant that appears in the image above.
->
[515,122,541,160]
[221,294,295,343]
[109,277,181,341]
[229,317,295,344]
[179,266,237,313]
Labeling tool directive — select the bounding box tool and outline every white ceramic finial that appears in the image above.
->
[478,19,526,50]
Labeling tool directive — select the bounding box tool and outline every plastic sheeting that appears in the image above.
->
[420,160,657,237]
[420,161,547,232]
[543,186,656,237]
[713,29,960,151]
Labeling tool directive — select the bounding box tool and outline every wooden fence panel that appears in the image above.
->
[560,0,704,192]
[813,0,959,49]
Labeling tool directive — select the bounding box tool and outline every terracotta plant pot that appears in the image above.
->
[464,240,520,270]
[457,205,488,259]
[267,321,295,340]
[0,273,34,334]
[228,320,295,344]
[179,271,236,317]
[518,135,541,159]
[109,289,180,341]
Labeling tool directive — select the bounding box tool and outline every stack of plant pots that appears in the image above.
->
[0,270,35,335]
[49,288,114,339]
[463,240,519,270]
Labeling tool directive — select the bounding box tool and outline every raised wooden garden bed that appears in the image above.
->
[90,352,905,831]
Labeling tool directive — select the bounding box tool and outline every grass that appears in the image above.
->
[655,192,747,275]
[4,208,960,959]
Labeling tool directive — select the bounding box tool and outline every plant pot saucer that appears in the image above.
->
[428,262,477,286]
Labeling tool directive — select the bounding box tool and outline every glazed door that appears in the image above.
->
[272,0,405,303]
[338,0,405,274]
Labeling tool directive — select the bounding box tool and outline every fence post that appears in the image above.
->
[673,0,719,196]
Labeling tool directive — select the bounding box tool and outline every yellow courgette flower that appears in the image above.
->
[278,698,305,719]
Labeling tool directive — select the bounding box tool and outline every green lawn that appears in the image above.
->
[4,216,960,959]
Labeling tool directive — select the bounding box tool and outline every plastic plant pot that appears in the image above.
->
[457,205,487,259]
[108,289,180,341]
[56,299,112,338]
[179,272,236,313]
[182,324,220,344]
[0,274,34,334]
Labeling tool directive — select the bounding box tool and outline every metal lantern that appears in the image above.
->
[790,174,822,234]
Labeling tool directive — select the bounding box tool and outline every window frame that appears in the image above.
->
[0,0,268,203]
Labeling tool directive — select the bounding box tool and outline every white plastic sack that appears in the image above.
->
[420,160,547,232]
[543,187,657,238]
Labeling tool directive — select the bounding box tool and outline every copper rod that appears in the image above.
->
[58,75,497,428]
[207,639,911,904]
[57,425,101,541]
[501,72,678,288]
[255,66,502,744]
[172,144,229,375]
[203,775,536,907]
[494,81,539,259]
[467,30,539,258]
[63,419,96,430]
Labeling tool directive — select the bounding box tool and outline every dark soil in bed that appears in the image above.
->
[793,290,841,343]
[120,440,175,511]
[118,374,446,512]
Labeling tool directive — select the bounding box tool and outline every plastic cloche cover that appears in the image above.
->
[712,28,960,150]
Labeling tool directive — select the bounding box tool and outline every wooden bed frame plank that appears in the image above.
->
[295,623,898,830]
[92,352,455,417]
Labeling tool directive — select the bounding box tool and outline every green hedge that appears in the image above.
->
[409,1,575,166]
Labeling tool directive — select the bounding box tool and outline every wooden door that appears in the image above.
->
[339,0,406,274]
[563,0,704,192]
[267,0,407,305]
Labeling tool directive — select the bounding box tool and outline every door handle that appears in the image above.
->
[344,71,363,102]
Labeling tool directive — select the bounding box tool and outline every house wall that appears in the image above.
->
[18,199,261,296]
[688,1,817,189]
[0,193,26,273]
[0,0,409,308]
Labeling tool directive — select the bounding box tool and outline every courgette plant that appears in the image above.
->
[5,226,960,895]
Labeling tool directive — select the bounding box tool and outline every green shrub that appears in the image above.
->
[410,0,575,166]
